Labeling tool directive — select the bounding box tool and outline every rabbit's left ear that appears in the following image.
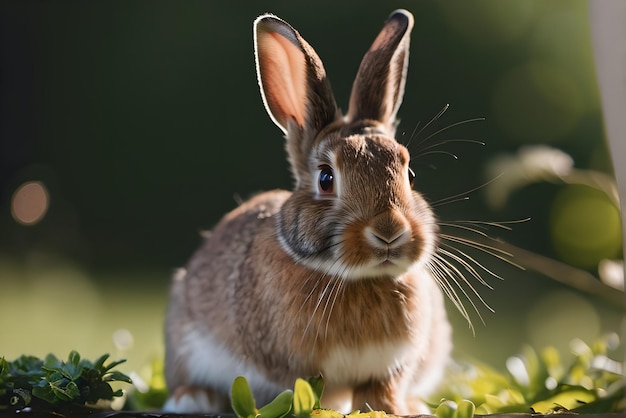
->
[346,10,414,133]
[254,14,339,136]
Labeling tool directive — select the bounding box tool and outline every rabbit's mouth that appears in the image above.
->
[374,259,409,277]
[353,254,417,280]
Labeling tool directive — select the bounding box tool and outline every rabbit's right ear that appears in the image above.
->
[346,10,414,134]
[254,14,339,137]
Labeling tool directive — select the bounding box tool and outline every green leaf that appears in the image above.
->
[68,351,81,368]
[32,378,80,403]
[52,380,80,401]
[457,399,475,418]
[293,378,316,418]
[306,376,324,409]
[43,354,61,370]
[62,362,84,381]
[258,390,293,418]
[435,399,458,418]
[84,381,115,403]
[32,382,57,403]
[92,354,110,371]
[231,376,258,418]
[102,358,127,373]
[103,370,133,384]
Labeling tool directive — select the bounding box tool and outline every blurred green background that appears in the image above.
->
[0,0,622,385]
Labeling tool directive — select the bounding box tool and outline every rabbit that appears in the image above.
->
[163,9,451,415]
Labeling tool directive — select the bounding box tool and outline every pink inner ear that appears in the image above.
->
[257,30,307,128]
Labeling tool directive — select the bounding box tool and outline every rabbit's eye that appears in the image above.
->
[318,165,334,194]
[408,167,415,187]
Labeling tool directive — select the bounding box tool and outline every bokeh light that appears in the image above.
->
[11,181,49,226]
[550,185,622,269]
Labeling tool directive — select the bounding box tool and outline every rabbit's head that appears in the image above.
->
[254,10,436,281]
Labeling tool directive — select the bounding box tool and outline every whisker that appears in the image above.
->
[430,196,470,208]
[428,260,475,332]
[438,245,496,286]
[448,218,531,230]
[439,222,513,250]
[439,222,495,237]
[429,175,503,207]
[413,150,459,160]
[403,120,421,149]
[409,103,450,145]
[434,251,491,310]
[440,234,524,270]
[417,138,486,152]
[299,272,332,349]
[417,117,486,146]
[432,253,487,325]
[316,273,339,339]
[323,274,345,342]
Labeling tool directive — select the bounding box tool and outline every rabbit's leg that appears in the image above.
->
[320,385,354,414]
[162,385,230,413]
[352,377,429,415]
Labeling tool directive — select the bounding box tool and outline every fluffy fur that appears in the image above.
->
[164,9,451,414]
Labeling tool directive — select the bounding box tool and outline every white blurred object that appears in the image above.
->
[589,0,626,398]
[598,259,625,291]
[485,145,574,208]
[485,144,618,209]
[113,328,135,352]
[589,0,626,284]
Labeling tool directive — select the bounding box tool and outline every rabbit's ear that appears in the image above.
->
[346,10,414,133]
[254,14,339,136]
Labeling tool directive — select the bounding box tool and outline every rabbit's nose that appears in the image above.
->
[365,209,411,249]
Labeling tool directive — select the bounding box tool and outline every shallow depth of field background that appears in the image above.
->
[0,0,622,388]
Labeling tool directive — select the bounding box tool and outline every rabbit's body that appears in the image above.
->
[165,9,452,415]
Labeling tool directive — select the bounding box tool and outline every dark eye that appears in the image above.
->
[318,165,334,194]
[408,167,415,187]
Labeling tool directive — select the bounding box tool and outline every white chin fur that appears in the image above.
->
[295,254,423,282]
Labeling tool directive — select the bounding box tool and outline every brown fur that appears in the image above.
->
[165,9,451,415]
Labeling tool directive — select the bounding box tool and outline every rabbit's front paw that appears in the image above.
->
[162,385,230,413]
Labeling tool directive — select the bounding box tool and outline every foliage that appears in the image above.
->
[227,335,624,418]
[0,350,131,411]
[123,357,168,411]
[435,333,625,414]
[230,375,476,418]
[435,399,475,418]
[231,376,311,418]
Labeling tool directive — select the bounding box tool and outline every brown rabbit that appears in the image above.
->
[164,9,451,414]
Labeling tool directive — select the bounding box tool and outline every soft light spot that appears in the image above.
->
[506,356,529,386]
[545,376,558,390]
[550,185,622,269]
[113,328,135,352]
[11,181,49,226]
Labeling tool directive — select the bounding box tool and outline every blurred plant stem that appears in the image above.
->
[480,237,623,308]
[561,169,620,209]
